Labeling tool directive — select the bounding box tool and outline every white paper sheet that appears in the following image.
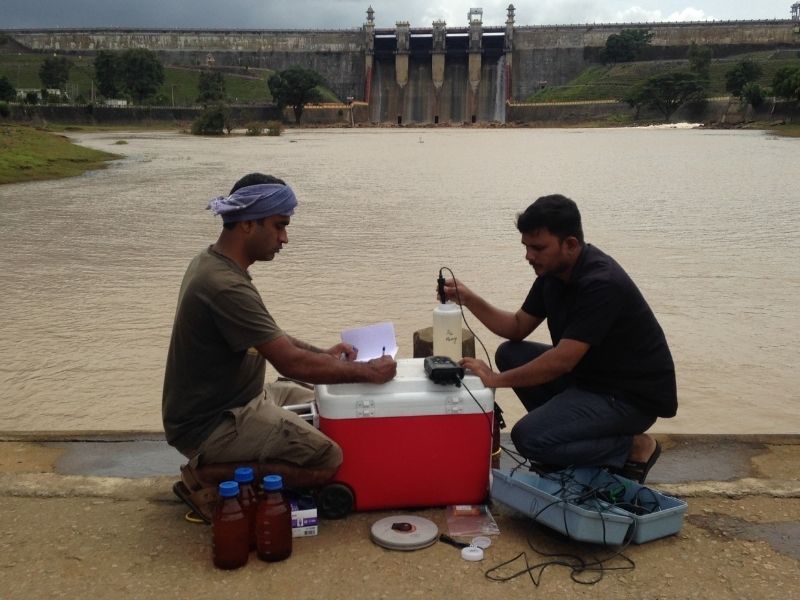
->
[340,322,399,362]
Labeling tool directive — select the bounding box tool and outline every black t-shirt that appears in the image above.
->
[522,244,677,418]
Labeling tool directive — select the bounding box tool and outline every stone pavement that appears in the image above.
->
[0,433,798,599]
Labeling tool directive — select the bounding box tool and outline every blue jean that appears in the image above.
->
[496,341,656,469]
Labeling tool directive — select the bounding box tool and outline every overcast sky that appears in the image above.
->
[1,1,796,29]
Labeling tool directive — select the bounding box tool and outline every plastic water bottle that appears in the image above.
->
[234,467,258,551]
[212,481,250,570]
[255,475,293,562]
[433,302,462,360]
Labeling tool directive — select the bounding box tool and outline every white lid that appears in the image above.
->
[471,536,492,549]
[315,358,494,419]
[461,546,484,561]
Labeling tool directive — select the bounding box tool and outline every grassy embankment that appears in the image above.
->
[525,50,800,103]
[0,52,343,185]
[0,53,340,105]
[0,124,119,185]
[522,51,800,134]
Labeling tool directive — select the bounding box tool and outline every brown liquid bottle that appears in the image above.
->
[234,467,258,551]
[255,474,293,562]
[212,481,250,570]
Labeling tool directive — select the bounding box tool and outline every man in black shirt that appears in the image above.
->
[443,194,676,483]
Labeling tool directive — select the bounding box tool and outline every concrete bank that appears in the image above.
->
[1,433,798,599]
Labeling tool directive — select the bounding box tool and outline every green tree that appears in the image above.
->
[197,70,226,105]
[93,50,120,98]
[268,66,324,123]
[604,29,653,63]
[724,59,763,99]
[38,55,72,90]
[687,42,713,81]
[772,64,800,103]
[118,49,164,104]
[0,75,16,102]
[624,71,705,121]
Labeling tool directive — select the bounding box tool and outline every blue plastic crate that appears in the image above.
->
[491,467,687,545]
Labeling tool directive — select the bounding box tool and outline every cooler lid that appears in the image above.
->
[315,358,494,419]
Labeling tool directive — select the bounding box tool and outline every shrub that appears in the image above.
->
[0,75,15,102]
[741,82,765,109]
[245,121,263,136]
[191,106,227,135]
[266,120,283,136]
[0,101,9,118]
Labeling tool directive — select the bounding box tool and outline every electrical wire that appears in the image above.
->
[483,467,664,587]
[436,265,652,588]
[439,266,493,370]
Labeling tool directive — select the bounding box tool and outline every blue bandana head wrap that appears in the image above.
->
[207,183,298,224]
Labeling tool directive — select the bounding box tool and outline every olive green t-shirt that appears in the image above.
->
[162,247,283,453]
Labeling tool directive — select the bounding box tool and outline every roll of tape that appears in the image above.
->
[461,545,484,562]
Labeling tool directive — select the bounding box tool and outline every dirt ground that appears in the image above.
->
[0,437,798,599]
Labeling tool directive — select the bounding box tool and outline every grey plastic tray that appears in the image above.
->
[491,467,687,545]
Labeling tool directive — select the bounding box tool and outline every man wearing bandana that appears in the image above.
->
[163,173,397,522]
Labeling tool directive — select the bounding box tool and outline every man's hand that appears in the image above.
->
[327,342,358,361]
[442,277,474,307]
[365,355,397,384]
[460,357,497,387]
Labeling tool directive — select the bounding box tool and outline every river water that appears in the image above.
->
[1,127,798,434]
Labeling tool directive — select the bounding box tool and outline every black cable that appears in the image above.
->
[485,468,640,587]
[434,267,646,587]
[438,266,493,370]
[439,265,521,470]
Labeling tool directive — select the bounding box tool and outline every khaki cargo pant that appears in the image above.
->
[194,381,342,471]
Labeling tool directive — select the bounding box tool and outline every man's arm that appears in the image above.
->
[284,335,324,353]
[443,277,543,341]
[255,335,395,384]
[461,338,590,388]
[285,334,358,361]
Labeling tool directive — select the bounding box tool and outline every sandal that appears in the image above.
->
[617,440,662,484]
[172,480,217,525]
[180,462,206,491]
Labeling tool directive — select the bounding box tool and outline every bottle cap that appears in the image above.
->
[234,467,255,483]
[471,536,492,549]
[218,480,240,498]
[461,546,484,561]
[263,474,283,491]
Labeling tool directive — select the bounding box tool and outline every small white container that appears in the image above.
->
[433,302,462,360]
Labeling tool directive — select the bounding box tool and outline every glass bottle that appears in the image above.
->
[212,481,249,570]
[234,466,258,551]
[255,474,293,562]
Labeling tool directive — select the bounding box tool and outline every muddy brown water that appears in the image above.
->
[1,127,798,433]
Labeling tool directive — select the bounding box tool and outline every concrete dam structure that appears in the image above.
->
[4,5,800,124]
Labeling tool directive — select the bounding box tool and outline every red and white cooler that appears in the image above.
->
[314,358,494,513]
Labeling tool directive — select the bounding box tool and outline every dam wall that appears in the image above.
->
[5,29,367,101]
[4,18,798,123]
